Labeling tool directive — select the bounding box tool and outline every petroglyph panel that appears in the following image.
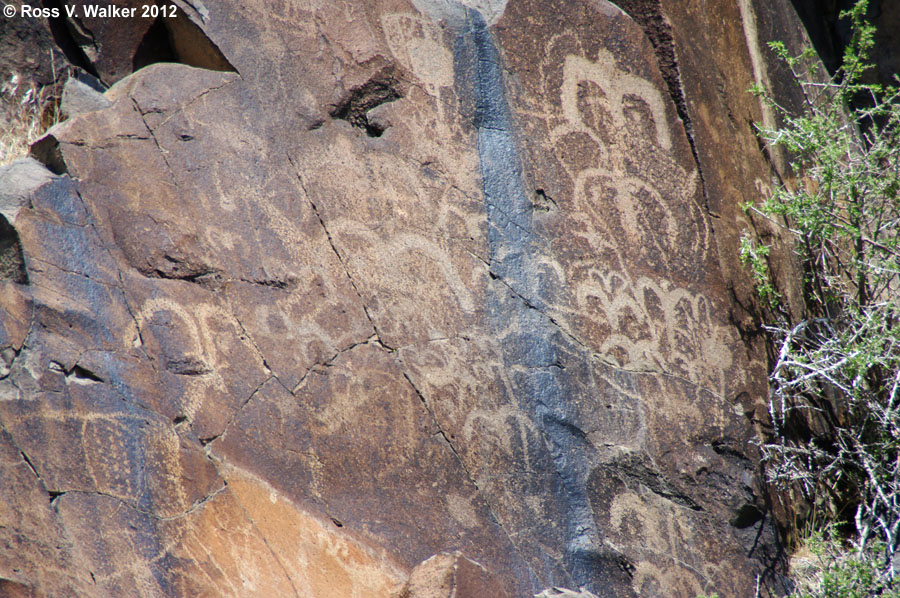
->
[212,343,527,579]
[588,479,755,598]
[0,0,779,595]
[129,288,269,438]
[0,375,221,519]
[290,81,489,349]
[493,0,747,400]
[487,1,767,594]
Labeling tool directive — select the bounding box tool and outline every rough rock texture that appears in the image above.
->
[0,0,829,596]
[398,551,512,598]
[59,76,110,118]
[868,1,900,86]
[536,589,600,598]
[55,0,156,84]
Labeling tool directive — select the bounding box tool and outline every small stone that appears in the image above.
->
[0,158,55,223]
[60,77,112,119]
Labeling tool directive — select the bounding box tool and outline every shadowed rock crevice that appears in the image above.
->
[153,9,236,74]
[0,217,28,285]
[147,254,219,284]
[785,0,853,75]
[533,189,558,213]
[42,0,102,79]
[29,136,68,175]
[609,453,703,511]
[132,16,179,72]
[610,0,713,215]
[42,1,236,86]
[329,67,405,137]
[66,363,104,383]
[20,451,41,482]
[730,502,764,529]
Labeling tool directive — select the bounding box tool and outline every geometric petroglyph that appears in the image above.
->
[560,53,673,152]
[570,273,735,393]
[537,50,737,395]
[382,13,454,98]
[606,490,726,598]
[134,298,233,420]
[552,51,706,274]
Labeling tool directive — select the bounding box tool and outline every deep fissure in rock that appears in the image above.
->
[132,16,179,72]
[42,1,235,87]
[41,0,102,79]
[0,217,28,285]
[68,364,104,383]
[153,9,236,74]
[611,0,713,212]
[329,68,403,137]
[611,0,688,128]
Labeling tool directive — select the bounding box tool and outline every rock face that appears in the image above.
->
[398,551,512,598]
[0,0,824,596]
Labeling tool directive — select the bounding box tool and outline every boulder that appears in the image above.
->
[59,76,110,118]
[0,157,56,221]
[57,0,155,84]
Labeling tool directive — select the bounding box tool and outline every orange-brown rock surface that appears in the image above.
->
[0,0,827,595]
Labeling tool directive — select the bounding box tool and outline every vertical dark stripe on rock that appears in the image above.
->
[453,8,610,592]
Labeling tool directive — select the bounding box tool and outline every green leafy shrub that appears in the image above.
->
[744,0,900,593]
[790,528,900,598]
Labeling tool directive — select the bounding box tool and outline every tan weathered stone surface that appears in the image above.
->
[536,589,600,598]
[397,551,512,598]
[0,0,826,595]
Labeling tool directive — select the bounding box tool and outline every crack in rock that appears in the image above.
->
[286,153,391,349]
